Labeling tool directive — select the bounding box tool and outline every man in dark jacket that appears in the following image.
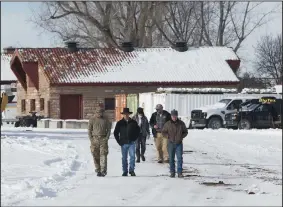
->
[114,108,140,176]
[132,107,150,163]
[149,104,171,163]
[162,109,188,178]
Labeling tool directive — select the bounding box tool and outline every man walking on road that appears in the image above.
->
[149,104,171,163]
[114,108,140,176]
[132,107,150,163]
[88,108,112,177]
[162,109,188,178]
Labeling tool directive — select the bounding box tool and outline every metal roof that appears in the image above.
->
[13,47,240,84]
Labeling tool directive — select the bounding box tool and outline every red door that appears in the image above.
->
[60,94,82,119]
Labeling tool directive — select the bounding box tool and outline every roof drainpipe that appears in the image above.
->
[65,41,79,52]
[174,41,188,52]
[121,42,134,52]
[3,47,16,55]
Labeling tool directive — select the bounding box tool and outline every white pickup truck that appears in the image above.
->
[189,96,261,129]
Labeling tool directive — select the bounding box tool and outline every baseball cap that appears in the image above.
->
[171,109,178,116]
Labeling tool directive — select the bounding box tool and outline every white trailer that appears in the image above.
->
[139,92,229,127]
[138,92,282,128]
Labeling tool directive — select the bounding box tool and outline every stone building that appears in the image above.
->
[7,43,240,121]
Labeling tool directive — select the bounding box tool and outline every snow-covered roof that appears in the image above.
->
[157,87,282,94]
[14,47,240,84]
[241,88,281,94]
[1,54,17,81]
[157,87,238,93]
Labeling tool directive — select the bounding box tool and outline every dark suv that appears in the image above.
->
[224,97,282,129]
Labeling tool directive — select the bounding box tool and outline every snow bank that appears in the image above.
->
[1,129,282,206]
[1,135,87,205]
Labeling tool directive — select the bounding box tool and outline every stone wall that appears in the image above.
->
[16,64,238,121]
[17,65,50,117]
[49,85,160,120]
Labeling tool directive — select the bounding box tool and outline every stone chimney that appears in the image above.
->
[174,41,188,52]
[121,42,134,52]
[65,41,79,52]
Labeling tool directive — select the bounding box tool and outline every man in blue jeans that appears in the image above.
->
[114,108,140,176]
[162,109,188,178]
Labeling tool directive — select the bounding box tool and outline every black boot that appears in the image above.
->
[141,155,145,161]
[178,173,184,178]
[122,172,128,176]
[136,152,140,163]
[129,171,136,176]
[101,171,107,177]
[157,159,163,163]
[97,172,102,177]
[169,172,175,178]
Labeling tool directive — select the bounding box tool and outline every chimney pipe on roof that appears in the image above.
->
[3,47,16,55]
[121,42,134,52]
[174,41,188,52]
[65,41,79,52]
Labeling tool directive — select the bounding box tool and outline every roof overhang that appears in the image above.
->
[50,81,240,87]
[10,53,27,90]
[10,51,39,90]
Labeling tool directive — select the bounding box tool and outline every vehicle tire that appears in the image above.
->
[14,121,20,127]
[207,117,223,129]
[238,119,251,130]
[22,119,28,127]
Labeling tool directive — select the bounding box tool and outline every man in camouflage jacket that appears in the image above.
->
[88,108,112,177]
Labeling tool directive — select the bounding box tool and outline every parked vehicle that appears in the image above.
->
[14,112,45,128]
[224,96,282,130]
[223,97,267,129]
[189,94,282,129]
[139,92,236,128]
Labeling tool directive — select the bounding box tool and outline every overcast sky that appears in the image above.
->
[1,2,282,74]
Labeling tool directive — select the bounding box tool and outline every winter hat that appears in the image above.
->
[137,107,144,114]
[155,104,163,110]
[171,109,178,116]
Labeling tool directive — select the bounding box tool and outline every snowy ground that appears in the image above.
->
[1,127,282,206]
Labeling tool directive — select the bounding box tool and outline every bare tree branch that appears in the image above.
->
[29,1,278,52]
[193,2,277,53]
[154,2,199,44]
[254,34,282,84]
